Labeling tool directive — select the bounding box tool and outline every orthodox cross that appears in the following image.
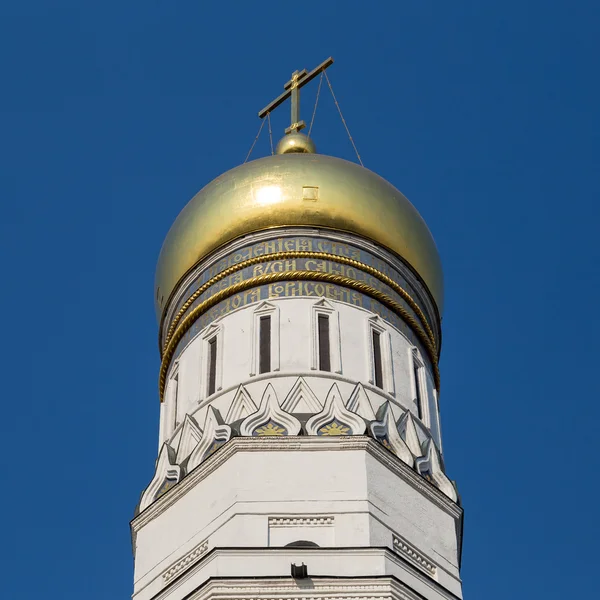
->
[258,57,334,134]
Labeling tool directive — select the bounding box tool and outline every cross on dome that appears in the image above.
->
[258,57,334,134]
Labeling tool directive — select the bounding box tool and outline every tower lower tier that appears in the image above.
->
[131,438,463,600]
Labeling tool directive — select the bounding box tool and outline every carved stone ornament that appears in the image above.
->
[225,384,258,423]
[346,382,376,421]
[187,406,232,472]
[163,539,209,583]
[281,376,323,413]
[392,533,437,577]
[139,443,181,512]
[369,402,413,466]
[415,438,458,501]
[176,414,202,464]
[305,383,366,436]
[397,410,423,457]
[240,383,301,437]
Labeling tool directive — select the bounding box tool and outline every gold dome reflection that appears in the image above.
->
[254,185,282,206]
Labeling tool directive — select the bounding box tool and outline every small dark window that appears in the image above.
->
[372,330,383,388]
[208,337,218,396]
[414,362,423,419]
[317,314,331,372]
[259,315,271,374]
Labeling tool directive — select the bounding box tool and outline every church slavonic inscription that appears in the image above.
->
[182,257,421,330]
[175,236,406,317]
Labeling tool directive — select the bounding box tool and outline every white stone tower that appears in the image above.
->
[132,60,463,600]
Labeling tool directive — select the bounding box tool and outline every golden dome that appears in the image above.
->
[155,153,443,320]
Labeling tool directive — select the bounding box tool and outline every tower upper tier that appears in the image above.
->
[155,153,443,321]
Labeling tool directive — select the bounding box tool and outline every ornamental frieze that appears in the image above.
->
[168,235,434,335]
[180,257,425,333]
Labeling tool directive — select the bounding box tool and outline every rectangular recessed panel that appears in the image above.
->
[303,186,319,201]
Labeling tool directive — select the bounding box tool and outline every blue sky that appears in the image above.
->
[1,1,598,598]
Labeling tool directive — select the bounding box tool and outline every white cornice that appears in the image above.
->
[392,533,437,578]
[131,437,461,532]
[163,539,209,583]
[144,550,461,600]
[183,576,420,600]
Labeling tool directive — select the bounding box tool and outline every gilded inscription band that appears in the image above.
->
[163,250,438,354]
[168,236,425,324]
[159,270,440,402]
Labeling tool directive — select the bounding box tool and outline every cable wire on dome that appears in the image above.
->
[244,117,266,163]
[324,71,363,166]
[308,72,324,138]
[267,112,274,155]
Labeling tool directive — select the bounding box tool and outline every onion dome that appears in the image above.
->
[155,141,443,322]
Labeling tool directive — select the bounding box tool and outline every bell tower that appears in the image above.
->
[132,59,463,600]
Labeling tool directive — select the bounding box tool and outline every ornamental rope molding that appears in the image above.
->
[162,250,438,354]
[159,270,440,402]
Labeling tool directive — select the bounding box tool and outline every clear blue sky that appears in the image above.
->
[1,2,598,598]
